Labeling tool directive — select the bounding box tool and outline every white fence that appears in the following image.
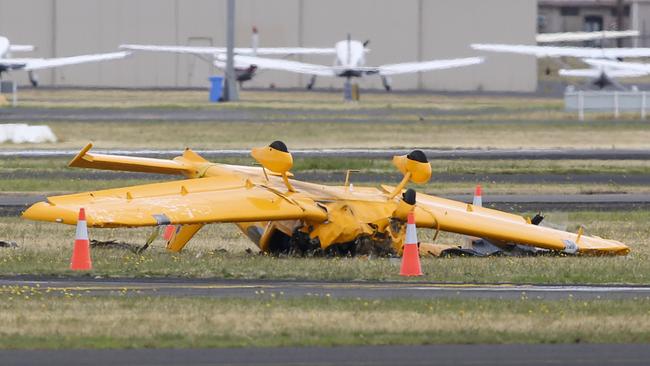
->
[565,90,649,120]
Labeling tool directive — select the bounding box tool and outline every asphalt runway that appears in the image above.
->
[3,344,649,366]
[4,147,650,160]
[2,277,650,300]
[0,106,501,123]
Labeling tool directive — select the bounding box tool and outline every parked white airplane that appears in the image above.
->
[121,27,338,85]
[536,30,639,43]
[123,31,483,90]
[471,42,650,89]
[0,36,130,86]
[214,36,484,90]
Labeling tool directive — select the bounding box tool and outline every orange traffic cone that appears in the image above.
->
[70,208,92,271]
[400,212,422,276]
[473,184,482,207]
[163,225,176,241]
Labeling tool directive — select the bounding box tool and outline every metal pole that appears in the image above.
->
[578,91,584,121]
[616,0,624,47]
[223,0,239,101]
[614,91,620,119]
[12,81,17,107]
[641,91,646,120]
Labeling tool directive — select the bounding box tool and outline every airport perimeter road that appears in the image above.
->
[4,147,650,160]
[2,278,650,300]
[2,344,649,366]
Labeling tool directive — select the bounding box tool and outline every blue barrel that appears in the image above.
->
[209,76,224,102]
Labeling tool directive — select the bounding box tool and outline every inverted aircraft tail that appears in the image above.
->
[68,143,209,178]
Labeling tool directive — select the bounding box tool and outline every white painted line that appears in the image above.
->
[410,286,650,292]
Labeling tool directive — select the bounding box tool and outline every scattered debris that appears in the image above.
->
[0,240,18,248]
[90,239,140,253]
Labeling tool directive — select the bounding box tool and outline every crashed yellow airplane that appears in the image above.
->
[22,142,629,256]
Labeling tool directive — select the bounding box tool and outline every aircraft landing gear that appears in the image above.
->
[381,75,391,91]
[28,71,39,87]
[306,75,317,90]
[137,225,162,253]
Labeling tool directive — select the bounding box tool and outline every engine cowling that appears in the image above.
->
[251,140,293,174]
[392,150,432,184]
[393,188,416,221]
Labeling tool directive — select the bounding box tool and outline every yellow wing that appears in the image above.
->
[413,192,629,255]
[22,176,327,228]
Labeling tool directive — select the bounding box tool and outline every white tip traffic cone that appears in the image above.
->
[70,208,92,271]
[473,184,482,207]
[400,212,422,276]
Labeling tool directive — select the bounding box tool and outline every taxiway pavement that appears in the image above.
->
[2,277,649,300]
[3,343,649,366]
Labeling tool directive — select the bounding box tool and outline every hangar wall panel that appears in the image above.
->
[421,0,537,91]
[0,0,537,91]
[0,0,55,85]
[301,0,420,90]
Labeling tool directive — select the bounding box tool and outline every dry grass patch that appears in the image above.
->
[16,88,562,111]
[2,119,650,151]
[0,296,649,349]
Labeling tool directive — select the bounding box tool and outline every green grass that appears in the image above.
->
[1,295,649,349]
[3,157,650,194]
[15,88,563,111]
[2,119,647,151]
[2,211,649,284]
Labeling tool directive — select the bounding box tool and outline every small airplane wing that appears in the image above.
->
[377,57,484,76]
[559,68,648,79]
[8,44,35,53]
[537,30,640,43]
[217,54,336,76]
[2,51,130,71]
[121,44,230,55]
[471,43,650,59]
[22,177,326,227]
[120,44,336,56]
[413,191,629,255]
[582,58,650,73]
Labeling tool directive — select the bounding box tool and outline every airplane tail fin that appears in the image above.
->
[251,26,259,56]
[68,143,206,178]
